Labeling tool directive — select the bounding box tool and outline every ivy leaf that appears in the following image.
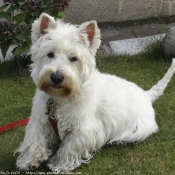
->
[42,8,52,15]
[0,11,11,20]
[15,33,27,42]
[14,14,25,22]
[0,11,6,18]
[43,0,50,6]
[0,4,9,11]
[6,6,16,14]
[57,12,66,19]
[20,4,26,10]
[1,40,13,59]
[13,44,29,56]
[14,4,20,11]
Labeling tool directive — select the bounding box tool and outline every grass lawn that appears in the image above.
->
[0,54,175,175]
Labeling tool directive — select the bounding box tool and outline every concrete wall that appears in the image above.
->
[65,0,175,24]
[1,0,175,24]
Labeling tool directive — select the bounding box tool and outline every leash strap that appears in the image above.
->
[0,118,29,134]
[0,97,59,135]
[0,117,59,136]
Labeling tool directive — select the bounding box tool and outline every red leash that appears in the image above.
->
[0,118,29,134]
[0,117,59,136]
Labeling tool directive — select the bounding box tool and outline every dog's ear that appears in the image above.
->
[31,13,57,43]
[79,21,101,55]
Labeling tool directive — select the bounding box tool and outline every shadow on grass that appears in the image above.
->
[0,56,32,77]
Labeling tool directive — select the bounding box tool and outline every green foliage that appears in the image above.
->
[0,0,70,58]
[141,40,171,62]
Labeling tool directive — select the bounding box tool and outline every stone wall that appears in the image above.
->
[65,0,175,24]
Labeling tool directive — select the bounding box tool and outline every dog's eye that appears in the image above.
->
[70,57,78,62]
[47,52,54,58]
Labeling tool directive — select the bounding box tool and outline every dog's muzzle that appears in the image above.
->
[38,69,73,97]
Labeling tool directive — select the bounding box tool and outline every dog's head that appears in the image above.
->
[30,13,101,98]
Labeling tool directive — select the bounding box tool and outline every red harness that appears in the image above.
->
[48,117,59,135]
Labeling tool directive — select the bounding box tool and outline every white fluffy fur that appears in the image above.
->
[15,13,175,173]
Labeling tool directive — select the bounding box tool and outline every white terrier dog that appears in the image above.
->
[15,13,175,173]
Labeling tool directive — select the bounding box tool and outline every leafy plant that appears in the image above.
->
[0,0,71,59]
[141,39,170,62]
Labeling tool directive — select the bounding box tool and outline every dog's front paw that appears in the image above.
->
[16,155,48,171]
[47,164,68,174]
[16,157,37,171]
[47,156,70,173]
[16,150,49,171]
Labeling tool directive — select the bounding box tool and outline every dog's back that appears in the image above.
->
[89,60,175,144]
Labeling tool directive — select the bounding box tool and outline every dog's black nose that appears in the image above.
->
[50,72,64,85]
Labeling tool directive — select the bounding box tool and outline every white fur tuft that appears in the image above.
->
[147,58,175,103]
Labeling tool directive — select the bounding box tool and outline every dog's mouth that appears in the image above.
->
[51,83,71,95]
[51,84,62,89]
[49,84,72,97]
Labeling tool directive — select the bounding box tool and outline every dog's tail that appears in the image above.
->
[146,59,175,103]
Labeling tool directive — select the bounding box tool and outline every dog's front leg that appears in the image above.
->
[48,129,95,173]
[15,117,55,171]
[15,90,56,171]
